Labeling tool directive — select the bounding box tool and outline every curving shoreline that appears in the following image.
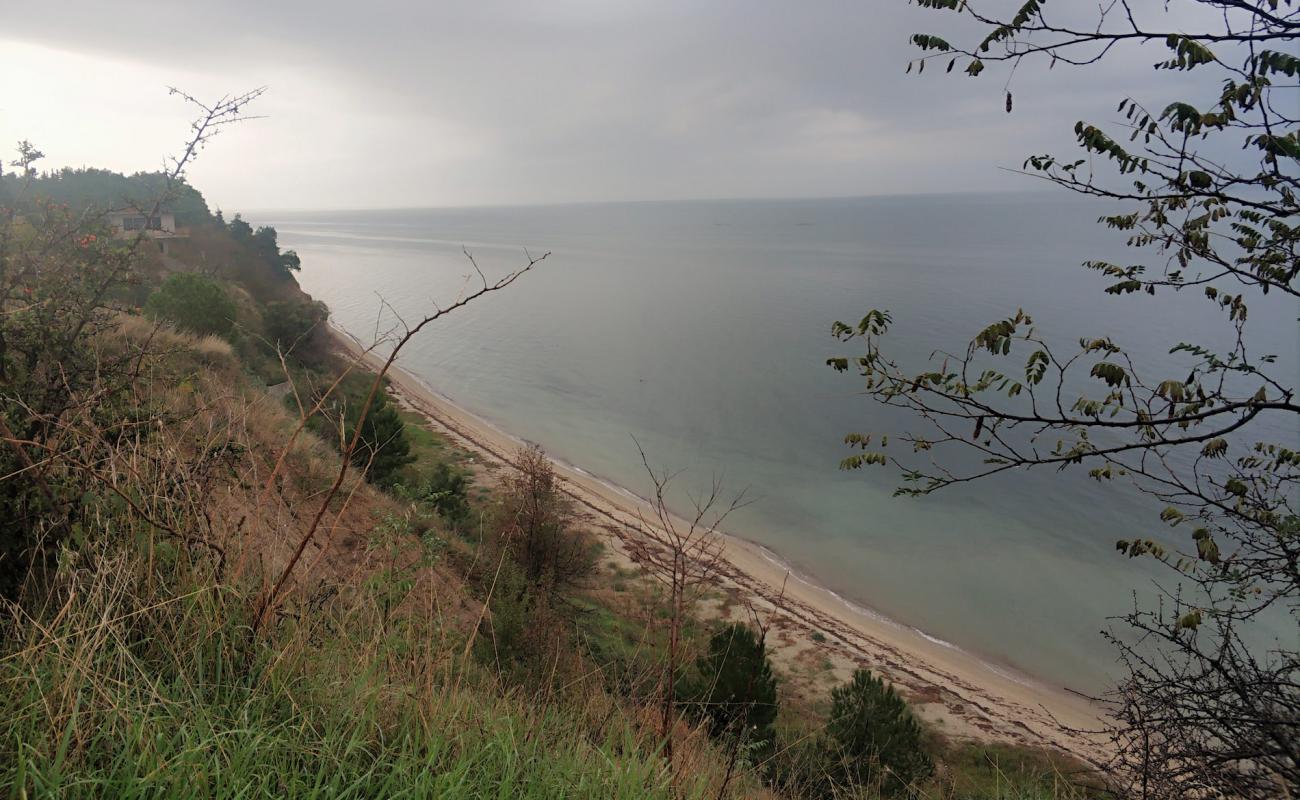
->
[329,323,1110,764]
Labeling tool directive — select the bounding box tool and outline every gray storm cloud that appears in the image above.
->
[1,1,1209,210]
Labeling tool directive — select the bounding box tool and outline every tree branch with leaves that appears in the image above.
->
[833,2,1298,797]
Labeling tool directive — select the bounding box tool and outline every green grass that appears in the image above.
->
[932,742,1104,800]
[395,408,464,485]
[0,546,729,800]
[7,685,681,798]
[397,408,447,456]
[573,597,652,660]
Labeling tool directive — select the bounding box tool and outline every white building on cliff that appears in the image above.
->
[106,207,188,254]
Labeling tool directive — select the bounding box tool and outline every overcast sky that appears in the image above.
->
[1,1,1208,211]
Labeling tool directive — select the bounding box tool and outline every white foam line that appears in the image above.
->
[749,542,1048,690]
[984,662,1037,689]
[916,629,960,650]
[753,545,898,628]
[277,227,531,253]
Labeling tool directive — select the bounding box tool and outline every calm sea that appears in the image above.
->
[256,194,1297,692]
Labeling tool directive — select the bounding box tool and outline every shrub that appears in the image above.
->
[417,461,471,529]
[0,206,143,598]
[476,558,532,668]
[681,622,778,752]
[144,272,237,338]
[492,444,596,597]
[821,669,933,797]
[302,377,415,488]
[263,299,328,354]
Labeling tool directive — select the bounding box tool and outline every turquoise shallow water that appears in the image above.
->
[256,193,1297,692]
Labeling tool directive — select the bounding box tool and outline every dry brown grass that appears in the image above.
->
[89,315,471,629]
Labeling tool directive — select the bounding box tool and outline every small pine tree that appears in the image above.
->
[822,668,933,797]
[420,461,471,528]
[344,388,414,488]
[684,622,778,751]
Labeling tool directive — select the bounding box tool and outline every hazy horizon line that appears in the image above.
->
[238,186,1064,217]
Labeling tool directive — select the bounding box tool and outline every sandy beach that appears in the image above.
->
[332,326,1109,765]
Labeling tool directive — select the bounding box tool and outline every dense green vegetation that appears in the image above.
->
[769,670,932,799]
[822,670,934,796]
[225,212,302,276]
[145,272,239,338]
[411,461,473,529]
[0,166,210,223]
[301,372,417,488]
[263,297,330,351]
[680,622,779,755]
